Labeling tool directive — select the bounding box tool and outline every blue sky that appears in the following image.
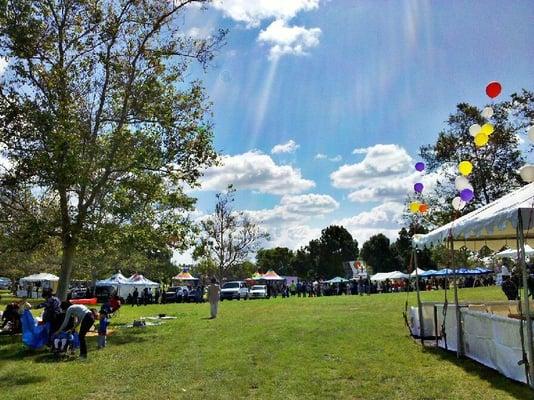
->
[178,0,534,261]
[0,1,531,264]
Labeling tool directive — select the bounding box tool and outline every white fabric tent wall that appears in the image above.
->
[412,182,534,387]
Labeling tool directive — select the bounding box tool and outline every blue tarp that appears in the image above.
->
[21,309,50,350]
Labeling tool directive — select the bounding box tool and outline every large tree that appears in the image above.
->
[0,0,225,298]
[256,247,295,275]
[195,187,269,280]
[360,234,395,273]
[419,92,532,227]
[290,225,358,279]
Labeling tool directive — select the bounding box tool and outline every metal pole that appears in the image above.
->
[450,236,464,358]
[414,248,424,345]
[517,209,534,388]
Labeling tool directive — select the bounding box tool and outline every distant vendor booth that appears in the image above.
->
[18,273,59,298]
[409,182,534,387]
[172,271,199,286]
[95,272,159,300]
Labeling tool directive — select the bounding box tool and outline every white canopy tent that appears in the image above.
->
[18,273,59,298]
[370,271,409,281]
[412,182,534,387]
[410,268,426,278]
[96,272,159,298]
[413,182,534,251]
[494,244,534,259]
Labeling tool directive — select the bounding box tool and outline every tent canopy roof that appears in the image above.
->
[258,270,284,280]
[20,273,59,282]
[173,271,198,280]
[414,182,534,251]
[325,276,349,283]
[370,271,408,281]
[495,244,534,259]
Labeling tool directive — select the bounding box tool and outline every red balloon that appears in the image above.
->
[419,203,429,213]
[486,81,502,99]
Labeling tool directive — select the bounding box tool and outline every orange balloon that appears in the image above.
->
[419,203,429,213]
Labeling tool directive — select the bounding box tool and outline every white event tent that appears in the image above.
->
[494,244,534,259]
[96,272,159,298]
[370,271,409,281]
[18,273,59,298]
[412,182,534,387]
[409,268,426,278]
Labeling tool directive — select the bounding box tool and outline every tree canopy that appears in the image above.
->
[418,91,532,228]
[0,0,225,298]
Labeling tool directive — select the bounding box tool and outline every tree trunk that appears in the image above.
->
[56,238,76,300]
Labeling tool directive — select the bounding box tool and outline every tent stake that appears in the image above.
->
[517,209,534,388]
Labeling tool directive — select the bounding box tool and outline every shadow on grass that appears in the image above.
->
[423,346,533,399]
[33,353,79,363]
[108,328,151,347]
[0,370,47,386]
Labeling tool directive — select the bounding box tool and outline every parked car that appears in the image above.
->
[68,287,91,300]
[249,285,267,299]
[0,277,12,290]
[162,286,189,303]
[220,281,249,301]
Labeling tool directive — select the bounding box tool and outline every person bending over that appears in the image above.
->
[55,305,99,359]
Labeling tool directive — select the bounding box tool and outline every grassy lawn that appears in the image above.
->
[0,287,532,400]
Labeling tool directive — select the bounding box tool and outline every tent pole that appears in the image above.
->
[450,236,464,358]
[517,209,534,388]
[414,248,424,345]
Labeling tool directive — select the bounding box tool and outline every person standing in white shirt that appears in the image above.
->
[207,278,220,319]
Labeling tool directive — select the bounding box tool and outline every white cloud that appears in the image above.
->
[200,151,315,195]
[331,143,441,203]
[315,153,342,162]
[258,19,321,60]
[245,193,338,250]
[271,139,300,154]
[333,202,404,244]
[331,144,413,189]
[212,0,319,27]
[280,193,339,215]
[352,147,368,154]
[187,26,211,39]
[246,193,338,224]
[329,155,342,162]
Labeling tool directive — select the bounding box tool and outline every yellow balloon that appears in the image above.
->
[474,132,489,147]
[458,161,473,176]
[409,202,420,213]
[481,123,494,135]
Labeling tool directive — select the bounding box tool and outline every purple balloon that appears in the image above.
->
[415,162,425,172]
[460,188,474,202]
[414,183,424,193]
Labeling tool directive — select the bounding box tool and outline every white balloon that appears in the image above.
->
[469,124,481,137]
[519,165,534,183]
[454,176,472,192]
[452,196,466,211]
[481,107,494,119]
[528,126,534,143]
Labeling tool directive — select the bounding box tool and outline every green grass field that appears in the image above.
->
[1,287,532,400]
